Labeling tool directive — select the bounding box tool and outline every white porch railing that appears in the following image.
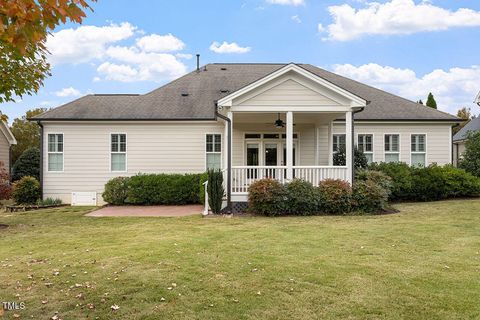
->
[231,166,349,193]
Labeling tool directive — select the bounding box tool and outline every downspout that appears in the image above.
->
[352,106,366,184]
[8,145,12,179]
[37,122,44,199]
[215,110,232,213]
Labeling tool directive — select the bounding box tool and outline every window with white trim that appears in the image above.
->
[206,134,221,170]
[358,134,373,164]
[48,134,63,171]
[384,134,400,163]
[333,134,346,153]
[411,134,426,167]
[111,134,127,172]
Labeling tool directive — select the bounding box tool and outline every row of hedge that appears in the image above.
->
[248,170,392,216]
[103,173,208,205]
[369,163,480,201]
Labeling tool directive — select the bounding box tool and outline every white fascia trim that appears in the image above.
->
[217,63,367,108]
[0,121,17,145]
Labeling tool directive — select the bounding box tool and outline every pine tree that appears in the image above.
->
[426,93,437,109]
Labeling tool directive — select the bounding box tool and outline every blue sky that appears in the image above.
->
[3,0,480,120]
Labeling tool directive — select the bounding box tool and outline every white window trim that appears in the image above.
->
[332,133,346,154]
[384,133,401,163]
[410,133,428,166]
[47,132,64,173]
[110,133,128,173]
[356,133,374,162]
[205,133,222,171]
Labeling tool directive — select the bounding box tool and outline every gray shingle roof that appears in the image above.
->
[453,117,480,142]
[33,63,460,122]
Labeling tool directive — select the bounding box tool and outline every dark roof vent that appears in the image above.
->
[220,67,227,71]
[181,93,189,97]
[220,89,229,93]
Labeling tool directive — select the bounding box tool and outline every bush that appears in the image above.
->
[248,179,287,216]
[207,169,224,214]
[459,131,480,177]
[12,147,40,181]
[369,162,412,201]
[125,173,204,205]
[317,179,352,214]
[333,146,368,170]
[285,179,318,216]
[37,197,63,206]
[353,181,389,213]
[12,176,41,205]
[103,177,130,205]
[0,161,12,200]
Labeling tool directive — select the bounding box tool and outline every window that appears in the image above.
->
[111,134,127,171]
[411,134,426,167]
[245,133,261,139]
[206,134,221,170]
[333,134,346,153]
[384,134,400,163]
[48,134,63,171]
[358,134,373,164]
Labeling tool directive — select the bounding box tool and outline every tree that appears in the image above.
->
[459,132,480,177]
[454,107,474,134]
[10,108,47,164]
[333,146,368,170]
[426,92,437,109]
[12,147,40,181]
[0,0,95,103]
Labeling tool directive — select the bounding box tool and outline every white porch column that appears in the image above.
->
[328,121,333,166]
[314,125,319,166]
[345,111,353,184]
[286,111,294,180]
[224,111,233,170]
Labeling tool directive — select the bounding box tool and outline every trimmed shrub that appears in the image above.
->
[369,162,412,201]
[318,179,352,214]
[353,180,390,213]
[207,169,224,214]
[103,177,130,205]
[37,197,63,206]
[285,179,318,216]
[459,131,480,177]
[126,173,204,205]
[0,161,12,200]
[12,147,40,181]
[12,176,41,205]
[333,146,368,170]
[355,170,392,195]
[248,179,287,216]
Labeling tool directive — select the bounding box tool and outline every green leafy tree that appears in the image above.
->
[454,107,474,134]
[12,147,40,181]
[0,0,95,103]
[426,92,437,109]
[459,132,480,177]
[10,108,46,164]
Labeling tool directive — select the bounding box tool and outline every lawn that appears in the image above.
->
[0,200,479,320]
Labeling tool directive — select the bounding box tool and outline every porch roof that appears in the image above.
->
[33,63,460,122]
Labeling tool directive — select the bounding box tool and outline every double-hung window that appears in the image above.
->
[332,134,346,153]
[358,134,373,164]
[384,134,400,163]
[111,134,127,172]
[48,134,63,171]
[206,134,221,170]
[411,134,426,167]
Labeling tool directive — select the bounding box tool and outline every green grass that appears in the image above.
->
[0,200,480,319]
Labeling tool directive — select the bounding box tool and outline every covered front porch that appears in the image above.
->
[215,63,367,203]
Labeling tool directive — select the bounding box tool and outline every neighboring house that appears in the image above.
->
[453,91,480,166]
[0,120,17,173]
[31,63,460,208]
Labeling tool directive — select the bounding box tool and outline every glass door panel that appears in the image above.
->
[246,143,259,179]
[264,143,278,178]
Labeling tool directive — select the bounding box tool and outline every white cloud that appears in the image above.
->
[46,22,136,64]
[97,62,139,82]
[332,63,480,113]
[135,33,185,53]
[54,87,81,97]
[322,0,480,41]
[291,15,302,23]
[266,0,304,6]
[209,41,251,54]
[176,53,193,59]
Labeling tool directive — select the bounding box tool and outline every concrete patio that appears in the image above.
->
[86,205,203,217]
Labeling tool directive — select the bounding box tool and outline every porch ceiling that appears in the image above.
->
[232,112,343,125]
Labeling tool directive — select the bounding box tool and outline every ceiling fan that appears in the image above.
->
[268,113,296,128]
